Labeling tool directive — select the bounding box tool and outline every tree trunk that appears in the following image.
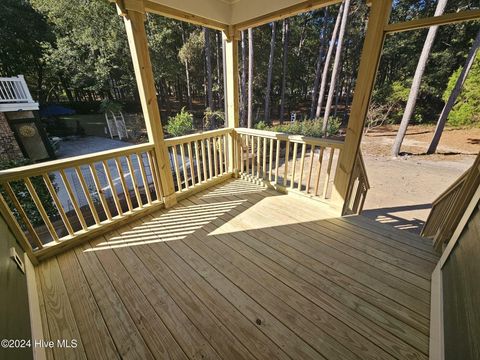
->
[181,26,192,110]
[315,2,344,118]
[265,22,277,124]
[240,30,247,127]
[247,28,254,128]
[392,0,448,157]
[322,0,350,134]
[279,19,290,123]
[215,32,222,109]
[310,8,329,119]
[204,27,214,111]
[427,29,480,154]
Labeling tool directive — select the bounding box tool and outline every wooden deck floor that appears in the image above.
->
[35,179,439,360]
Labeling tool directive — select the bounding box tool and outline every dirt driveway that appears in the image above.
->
[360,125,478,234]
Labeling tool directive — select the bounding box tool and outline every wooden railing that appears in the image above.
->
[422,153,479,250]
[165,128,233,198]
[343,151,370,215]
[235,128,345,206]
[0,143,165,261]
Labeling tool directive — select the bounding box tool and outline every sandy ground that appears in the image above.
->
[361,125,479,234]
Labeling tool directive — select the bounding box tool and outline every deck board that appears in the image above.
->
[36,178,438,360]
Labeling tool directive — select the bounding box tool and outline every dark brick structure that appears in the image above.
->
[0,111,23,161]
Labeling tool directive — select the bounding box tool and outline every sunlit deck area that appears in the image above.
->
[35,178,438,360]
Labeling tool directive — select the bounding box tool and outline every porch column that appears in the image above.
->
[332,0,392,212]
[222,29,240,175]
[117,1,177,207]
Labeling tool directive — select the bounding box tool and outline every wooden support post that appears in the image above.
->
[118,1,177,208]
[332,0,392,212]
[222,29,240,176]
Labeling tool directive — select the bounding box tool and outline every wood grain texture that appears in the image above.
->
[36,178,436,360]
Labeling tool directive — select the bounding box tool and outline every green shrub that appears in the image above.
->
[444,58,480,127]
[100,99,123,113]
[254,118,341,138]
[166,107,194,136]
[0,159,57,227]
[203,108,225,130]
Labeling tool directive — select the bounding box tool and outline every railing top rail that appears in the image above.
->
[165,128,233,146]
[431,167,470,206]
[235,127,345,148]
[0,143,154,183]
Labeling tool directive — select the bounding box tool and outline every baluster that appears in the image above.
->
[223,134,229,172]
[179,143,189,189]
[305,145,316,193]
[240,135,245,174]
[194,141,202,183]
[136,153,153,205]
[269,138,274,182]
[3,182,44,248]
[218,137,224,175]
[146,151,164,200]
[126,154,143,208]
[207,138,213,179]
[201,139,208,182]
[290,142,298,189]
[75,166,101,224]
[102,160,123,216]
[314,147,325,196]
[298,143,307,191]
[251,135,256,177]
[24,177,59,242]
[323,147,335,199]
[283,141,290,187]
[212,137,218,177]
[262,137,267,179]
[89,163,112,221]
[171,146,182,191]
[114,157,133,212]
[275,139,280,184]
[43,174,74,236]
[257,136,261,179]
[187,142,196,186]
[59,169,88,229]
[245,135,250,175]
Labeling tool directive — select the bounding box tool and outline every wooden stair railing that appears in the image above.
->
[422,152,480,251]
[343,151,370,215]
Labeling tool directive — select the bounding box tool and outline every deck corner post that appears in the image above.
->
[118,1,177,208]
[332,0,392,213]
[222,30,240,176]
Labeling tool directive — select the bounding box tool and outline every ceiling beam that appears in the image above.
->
[233,0,342,31]
[384,9,480,34]
[143,0,229,31]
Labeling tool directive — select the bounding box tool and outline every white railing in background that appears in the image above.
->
[0,75,34,103]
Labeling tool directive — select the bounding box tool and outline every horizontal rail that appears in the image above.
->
[384,9,480,35]
[0,143,154,182]
[235,128,345,149]
[165,128,232,146]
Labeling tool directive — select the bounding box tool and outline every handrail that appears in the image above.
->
[0,143,154,182]
[422,154,480,249]
[235,128,345,148]
[165,128,232,146]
